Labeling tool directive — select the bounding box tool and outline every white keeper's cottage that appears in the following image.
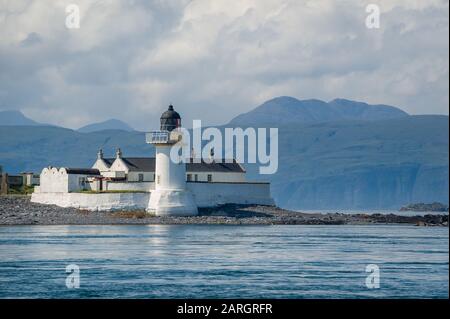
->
[31,105,274,214]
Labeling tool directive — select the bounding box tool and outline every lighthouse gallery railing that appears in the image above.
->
[146,130,170,143]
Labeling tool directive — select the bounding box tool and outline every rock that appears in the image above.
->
[416,221,427,226]
[400,202,449,212]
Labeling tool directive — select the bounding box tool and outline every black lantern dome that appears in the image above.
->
[160,105,181,131]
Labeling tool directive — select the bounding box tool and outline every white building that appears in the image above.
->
[31,105,274,213]
[38,167,101,193]
[92,150,247,184]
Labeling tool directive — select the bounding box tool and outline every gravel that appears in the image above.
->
[0,195,448,226]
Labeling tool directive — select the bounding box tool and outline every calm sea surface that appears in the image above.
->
[0,225,448,298]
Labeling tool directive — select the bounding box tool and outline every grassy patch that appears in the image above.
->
[74,190,149,194]
[111,211,150,219]
[7,185,35,195]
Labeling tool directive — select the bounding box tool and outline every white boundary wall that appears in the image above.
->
[31,192,149,211]
[31,182,274,211]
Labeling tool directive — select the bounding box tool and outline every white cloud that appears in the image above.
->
[0,0,448,130]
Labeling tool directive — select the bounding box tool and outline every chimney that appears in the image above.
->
[116,148,122,159]
[97,148,104,160]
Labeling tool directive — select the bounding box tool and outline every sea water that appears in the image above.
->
[0,225,448,298]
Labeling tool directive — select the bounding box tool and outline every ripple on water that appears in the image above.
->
[0,225,448,298]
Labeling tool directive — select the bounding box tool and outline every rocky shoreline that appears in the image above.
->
[0,195,448,226]
[400,202,449,212]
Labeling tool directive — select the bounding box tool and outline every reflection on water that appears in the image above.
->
[0,225,448,298]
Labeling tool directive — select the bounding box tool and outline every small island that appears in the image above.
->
[400,202,449,212]
[1,195,448,227]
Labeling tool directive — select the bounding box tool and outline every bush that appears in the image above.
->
[7,185,34,195]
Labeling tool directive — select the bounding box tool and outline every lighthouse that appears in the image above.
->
[146,105,198,216]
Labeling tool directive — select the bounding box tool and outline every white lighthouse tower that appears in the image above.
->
[146,105,198,216]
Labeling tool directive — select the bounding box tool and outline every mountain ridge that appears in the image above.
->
[229,96,409,126]
[0,110,41,126]
[0,110,135,133]
[77,119,134,133]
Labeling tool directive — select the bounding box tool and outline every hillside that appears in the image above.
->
[240,115,449,209]
[229,96,409,126]
[78,119,134,133]
[0,110,41,126]
[0,126,152,173]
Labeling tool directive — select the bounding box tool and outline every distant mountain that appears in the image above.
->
[229,96,409,126]
[77,119,134,133]
[0,126,152,174]
[238,115,449,210]
[0,111,135,132]
[0,110,41,126]
[0,97,447,210]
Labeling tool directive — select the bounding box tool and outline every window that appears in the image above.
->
[207,174,212,182]
[194,174,198,182]
[138,173,144,182]
[187,174,192,182]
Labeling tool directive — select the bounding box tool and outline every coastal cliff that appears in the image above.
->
[400,202,449,212]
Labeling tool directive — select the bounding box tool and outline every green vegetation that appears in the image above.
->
[74,190,148,194]
[7,185,35,195]
[111,211,149,219]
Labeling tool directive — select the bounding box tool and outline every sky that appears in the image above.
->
[0,0,448,130]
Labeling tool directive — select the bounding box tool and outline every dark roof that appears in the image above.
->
[104,157,154,171]
[122,157,156,172]
[161,105,181,119]
[102,158,115,167]
[109,157,245,173]
[187,158,245,173]
[65,168,101,175]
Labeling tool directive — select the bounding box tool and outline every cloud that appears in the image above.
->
[0,0,448,130]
